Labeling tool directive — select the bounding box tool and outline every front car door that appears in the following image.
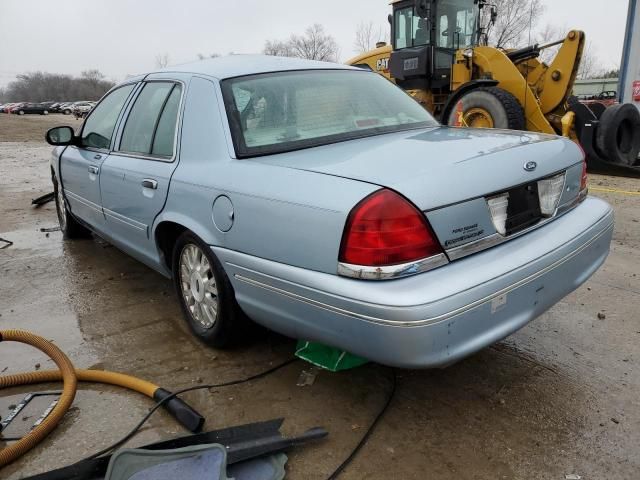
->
[59,83,137,231]
[99,79,185,264]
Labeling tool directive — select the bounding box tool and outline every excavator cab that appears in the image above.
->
[390,0,479,91]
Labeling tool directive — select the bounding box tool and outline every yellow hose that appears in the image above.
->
[0,330,78,468]
[0,329,204,469]
[1,369,158,398]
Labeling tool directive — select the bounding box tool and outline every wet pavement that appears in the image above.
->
[1,131,639,479]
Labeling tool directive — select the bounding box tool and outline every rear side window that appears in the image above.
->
[151,85,182,156]
[81,84,135,150]
[119,82,182,158]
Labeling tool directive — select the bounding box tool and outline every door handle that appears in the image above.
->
[141,179,158,190]
[88,165,99,174]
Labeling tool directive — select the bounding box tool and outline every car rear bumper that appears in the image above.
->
[214,197,614,368]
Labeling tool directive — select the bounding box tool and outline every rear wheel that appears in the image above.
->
[447,87,525,130]
[18,110,24,115]
[596,103,640,165]
[172,232,243,347]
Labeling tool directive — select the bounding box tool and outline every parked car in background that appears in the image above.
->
[46,56,613,368]
[7,103,26,114]
[60,103,75,115]
[72,101,96,118]
[12,102,50,115]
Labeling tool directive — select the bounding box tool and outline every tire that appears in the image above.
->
[18,110,24,115]
[172,231,243,347]
[53,173,90,239]
[63,109,71,115]
[447,87,525,130]
[596,103,640,165]
[43,110,49,115]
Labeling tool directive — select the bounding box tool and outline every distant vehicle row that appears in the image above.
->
[0,101,96,117]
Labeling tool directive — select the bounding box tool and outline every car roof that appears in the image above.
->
[152,54,356,80]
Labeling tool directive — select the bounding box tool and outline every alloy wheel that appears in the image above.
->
[179,244,219,329]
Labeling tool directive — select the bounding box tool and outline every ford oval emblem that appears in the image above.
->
[524,161,537,172]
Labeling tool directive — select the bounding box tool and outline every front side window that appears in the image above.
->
[81,84,135,150]
[395,6,430,49]
[119,82,181,156]
[222,70,438,158]
[436,0,478,49]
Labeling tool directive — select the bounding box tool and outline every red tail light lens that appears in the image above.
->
[580,159,588,192]
[339,189,443,266]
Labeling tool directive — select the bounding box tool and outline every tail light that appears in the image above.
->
[338,189,444,278]
[578,144,588,199]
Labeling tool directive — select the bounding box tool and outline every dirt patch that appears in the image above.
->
[0,114,82,143]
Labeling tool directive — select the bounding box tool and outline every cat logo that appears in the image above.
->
[376,58,389,71]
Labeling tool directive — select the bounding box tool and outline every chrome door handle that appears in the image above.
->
[141,179,158,190]
[88,165,99,174]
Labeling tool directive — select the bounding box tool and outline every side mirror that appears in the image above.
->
[46,126,75,146]
[490,6,498,25]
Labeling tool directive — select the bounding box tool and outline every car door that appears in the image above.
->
[100,80,184,262]
[59,84,136,232]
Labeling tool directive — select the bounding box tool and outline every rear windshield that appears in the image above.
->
[221,69,438,158]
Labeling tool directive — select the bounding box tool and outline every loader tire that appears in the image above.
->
[596,103,640,165]
[447,87,525,131]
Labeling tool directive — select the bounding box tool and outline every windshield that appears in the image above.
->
[436,0,478,49]
[222,70,438,158]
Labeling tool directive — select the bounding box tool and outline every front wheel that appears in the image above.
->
[18,110,25,115]
[43,110,49,115]
[172,232,243,347]
[447,87,526,130]
[53,173,90,239]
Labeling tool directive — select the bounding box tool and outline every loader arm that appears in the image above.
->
[471,46,556,134]
[537,30,585,115]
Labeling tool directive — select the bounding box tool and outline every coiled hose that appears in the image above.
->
[0,329,204,469]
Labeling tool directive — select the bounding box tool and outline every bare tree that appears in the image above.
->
[354,21,389,54]
[264,24,339,62]
[577,41,598,80]
[534,23,563,64]
[1,71,114,102]
[263,40,294,57]
[155,53,170,69]
[482,0,545,48]
[289,24,340,61]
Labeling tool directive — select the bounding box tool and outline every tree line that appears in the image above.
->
[0,70,115,103]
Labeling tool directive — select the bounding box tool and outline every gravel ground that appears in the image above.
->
[0,115,639,479]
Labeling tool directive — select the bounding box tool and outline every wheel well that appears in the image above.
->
[155,221,188,272]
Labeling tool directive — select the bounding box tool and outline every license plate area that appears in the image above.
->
[504,182,542,235]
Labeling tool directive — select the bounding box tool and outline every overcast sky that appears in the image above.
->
[0,0,630,88]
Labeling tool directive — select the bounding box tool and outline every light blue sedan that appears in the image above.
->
[46,55,614,368]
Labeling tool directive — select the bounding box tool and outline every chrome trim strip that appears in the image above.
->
[447,234,503,261]
[64,190,102,214]
[447,171,573,261]
[103,207,147,232]
[233,217,613,328]
[337,253,448,280]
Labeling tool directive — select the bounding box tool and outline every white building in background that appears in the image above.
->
[619,0,640,109]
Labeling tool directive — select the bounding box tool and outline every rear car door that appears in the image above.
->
[99,80,184,262]
[59,84,137,232]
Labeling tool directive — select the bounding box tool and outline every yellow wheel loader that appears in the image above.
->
[347,0,640,167]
